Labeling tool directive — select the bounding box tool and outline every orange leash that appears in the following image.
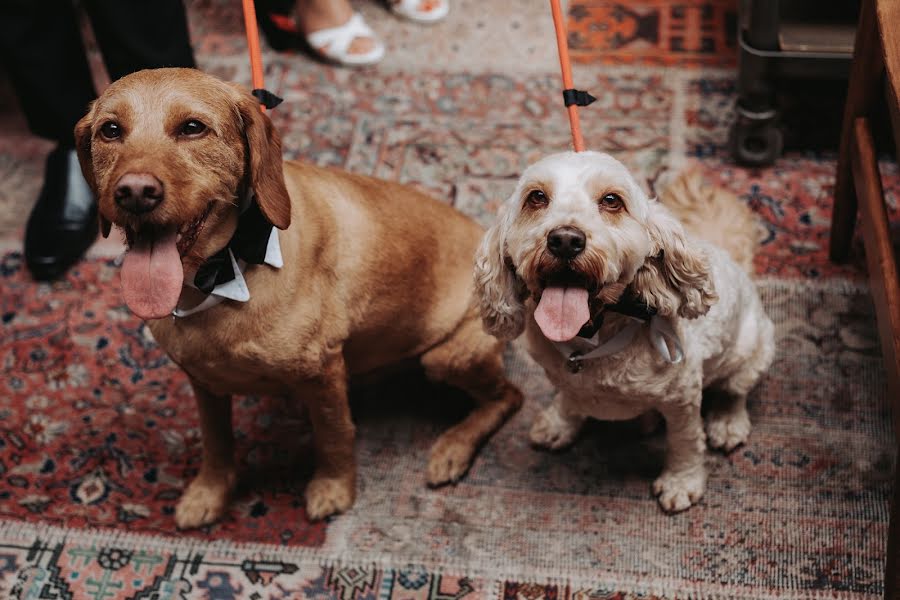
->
[549,0,589,151]
[241,0,268,112]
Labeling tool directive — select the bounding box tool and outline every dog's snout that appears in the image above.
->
[547,226,586,259]
[114,173,164,214]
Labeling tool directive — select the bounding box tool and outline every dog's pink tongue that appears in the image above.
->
[534,286,590,342]
[120,229,183,320]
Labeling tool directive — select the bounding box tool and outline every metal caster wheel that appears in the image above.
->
[729,106,784,167]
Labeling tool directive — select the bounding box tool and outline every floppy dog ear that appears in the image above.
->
[236,96,291,230]
[74,103,111,238]
[632,200,717,319]
[473,215,526,340]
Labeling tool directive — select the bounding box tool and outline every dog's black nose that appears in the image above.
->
[114,173,164,214]
[547,226,586,259]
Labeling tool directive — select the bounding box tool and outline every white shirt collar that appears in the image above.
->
[172,220,283,318]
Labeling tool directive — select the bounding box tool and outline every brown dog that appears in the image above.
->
[74,68,522,528]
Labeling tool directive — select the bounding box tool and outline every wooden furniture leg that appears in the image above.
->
[831,3,900,597]
[850,116,900,600]
[829,0,884,262]
[851,118,900,435]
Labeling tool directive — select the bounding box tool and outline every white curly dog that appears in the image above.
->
[474,151,775,513]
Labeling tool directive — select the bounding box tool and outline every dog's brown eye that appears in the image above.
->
[179,120,207,137]
[99,121,122,140]
[599,193,624,211]
[526,189,549,207]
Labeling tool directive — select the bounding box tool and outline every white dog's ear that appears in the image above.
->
[632,201,717,319]
[474,218,526,340]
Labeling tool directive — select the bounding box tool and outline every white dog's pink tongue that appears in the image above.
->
[120,229,183,320]
[534,286,590,342]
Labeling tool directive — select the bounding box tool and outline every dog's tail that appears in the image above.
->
[659,170,758,273]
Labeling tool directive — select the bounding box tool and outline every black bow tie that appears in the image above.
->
[193,199,274,295]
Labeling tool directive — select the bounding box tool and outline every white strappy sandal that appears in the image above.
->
[389,0,449,23]
[306,12,385,66]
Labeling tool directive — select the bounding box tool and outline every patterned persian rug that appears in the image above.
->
[0,0,898,598]
[0,265,894,599]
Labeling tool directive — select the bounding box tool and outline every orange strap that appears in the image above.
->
[241,0,267,112]
[549,0,585,151]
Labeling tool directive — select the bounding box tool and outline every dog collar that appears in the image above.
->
[173,190,283,318]
[556,314,683,374]
[575,292,657,339]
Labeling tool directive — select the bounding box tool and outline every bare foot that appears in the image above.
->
[296,0,378,57]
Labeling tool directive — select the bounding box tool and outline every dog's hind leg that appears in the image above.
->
[175,382,238,529]
[706,316,775,453]
[420,317,523,486]
[706,393,751,453]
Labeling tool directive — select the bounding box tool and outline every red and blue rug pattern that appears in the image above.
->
[568,1,738,66]
[0,250,895,598]
[0,251,327,546]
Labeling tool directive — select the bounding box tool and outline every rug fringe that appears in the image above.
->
[0,518,876,600]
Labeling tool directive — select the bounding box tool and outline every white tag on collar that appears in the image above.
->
[264,228,283,268]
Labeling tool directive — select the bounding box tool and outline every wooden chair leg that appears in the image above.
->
[830,0,884,262]
[851,118,900,434]
[851,117,900,600]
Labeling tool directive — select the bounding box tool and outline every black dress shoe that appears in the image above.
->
[24,146,98,281]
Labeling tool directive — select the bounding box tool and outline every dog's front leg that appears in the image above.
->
[175,381,237,529]
[652,396,707,513]
[299,356,357,521]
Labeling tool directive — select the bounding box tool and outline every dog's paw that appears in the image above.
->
[529,407,581,450]
[305,474,355,521]
[427,435,475,486]
[652,467,706,513]
[706,408,751,452]
[174,475,234,529]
